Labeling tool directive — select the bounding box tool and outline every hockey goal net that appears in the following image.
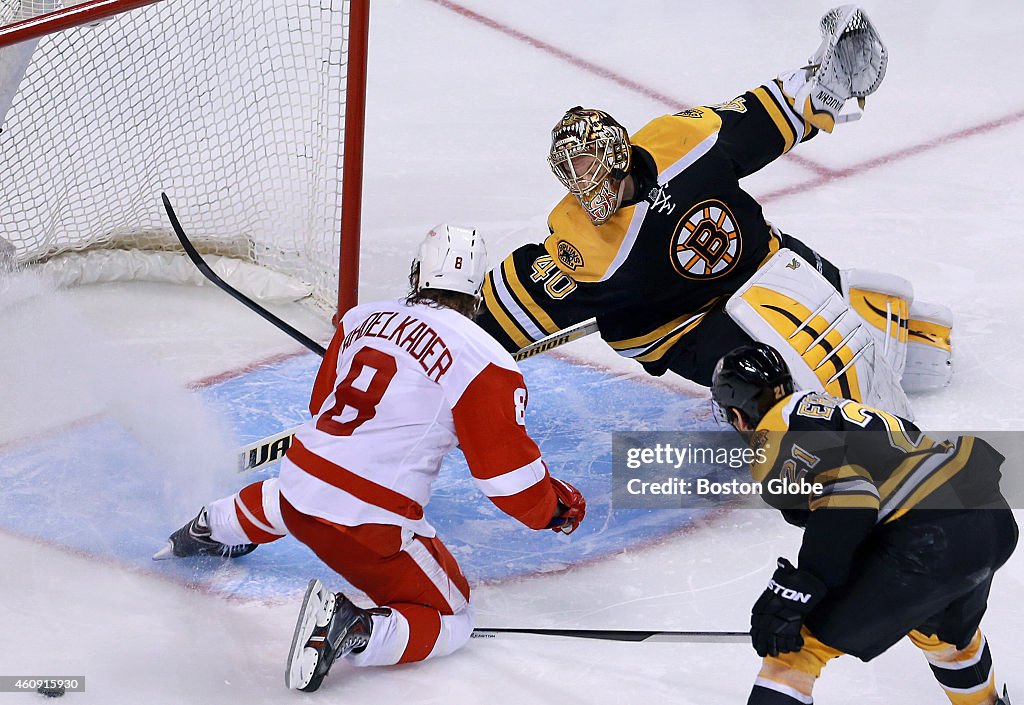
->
[0,0,367,316]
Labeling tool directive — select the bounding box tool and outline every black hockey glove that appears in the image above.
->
[750,557,827,658]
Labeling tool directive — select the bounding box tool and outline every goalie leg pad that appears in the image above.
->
[726,249,913,419]
[902,301,953,392]
[841,267,913,378]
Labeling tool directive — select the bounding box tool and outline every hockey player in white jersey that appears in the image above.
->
[154,224,586,693]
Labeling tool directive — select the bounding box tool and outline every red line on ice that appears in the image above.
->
[187,349,312,389]
[425,0,827,177]
[760,108,1024,202]
[426,0,1024,187]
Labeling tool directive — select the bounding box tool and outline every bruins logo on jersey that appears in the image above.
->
[670,199,741,280]
[556,240,584,271]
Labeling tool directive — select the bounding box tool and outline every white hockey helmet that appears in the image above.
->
[413,224,488,297]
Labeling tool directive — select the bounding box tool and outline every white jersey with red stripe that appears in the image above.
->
[277,299,557,538]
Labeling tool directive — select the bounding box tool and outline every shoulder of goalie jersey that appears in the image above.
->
[544,195,636,284]
[630,112,722,177]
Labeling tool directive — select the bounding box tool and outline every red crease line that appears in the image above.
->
[187,348,313,389]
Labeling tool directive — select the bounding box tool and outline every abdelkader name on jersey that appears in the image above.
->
[342,308,454,382]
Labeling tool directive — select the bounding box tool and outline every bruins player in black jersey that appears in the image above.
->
[710,343,1017,705]
[476,7,954,414]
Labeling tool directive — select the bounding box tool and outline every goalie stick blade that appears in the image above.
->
[470,628,749,643]
[512,318,598,361]
[161,193,327,357]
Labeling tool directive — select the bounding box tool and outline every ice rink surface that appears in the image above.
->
[2,1,1024,703]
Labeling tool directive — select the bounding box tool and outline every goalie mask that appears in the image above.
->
[411,224,488,298]
[547,107,632,225]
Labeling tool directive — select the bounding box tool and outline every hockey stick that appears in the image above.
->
[161,192,327,357]
[512,317,598,360]
[470,628,748,643]
[164,192,599,363]
[237,318,600,472]
[161,194,599,470]
[239,425,302,472]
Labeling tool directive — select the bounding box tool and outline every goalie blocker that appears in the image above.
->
[726,249,952,419]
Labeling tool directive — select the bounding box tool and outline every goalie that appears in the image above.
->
[475,5,952,419]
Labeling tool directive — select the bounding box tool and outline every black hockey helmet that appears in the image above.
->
[711,343,794,427]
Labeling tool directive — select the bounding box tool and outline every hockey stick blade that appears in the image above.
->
[161,192,327,357]
[470,628,748,643]
[238,423,302,472]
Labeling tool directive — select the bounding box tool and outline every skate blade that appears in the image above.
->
[285,579,331,690]
[151,541,175,560]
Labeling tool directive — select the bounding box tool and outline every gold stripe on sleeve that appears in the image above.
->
[482,273,531,349]
[753,86,796,154]
[501,258,559,336]
[815,465,872,484]
[885,439,975,523]
[809,493,880,512]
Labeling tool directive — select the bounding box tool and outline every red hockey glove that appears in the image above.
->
[546,478,586,535]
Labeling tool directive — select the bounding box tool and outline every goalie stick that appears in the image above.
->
[470,628,747,643]
[237,317,600,472]
[164,192,598,367]
[166,198,736,638]
[162,192,597,470]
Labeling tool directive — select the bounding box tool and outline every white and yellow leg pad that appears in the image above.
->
[726,249,914,419]
[841,268,913,379]
[902,301,953,392]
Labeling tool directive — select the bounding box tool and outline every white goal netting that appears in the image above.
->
[0,0,354,310]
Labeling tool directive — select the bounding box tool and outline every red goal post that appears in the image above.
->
[0,0,368,320]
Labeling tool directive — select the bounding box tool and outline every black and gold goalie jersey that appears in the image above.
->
[477,78,819,375]
[752,391,1005,526]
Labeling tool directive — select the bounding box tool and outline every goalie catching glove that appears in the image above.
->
[750,558,827,657]
[790,5,887,132]
[546,477,586,535]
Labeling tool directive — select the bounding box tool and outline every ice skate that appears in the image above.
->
[285,578,374,692]
[152,507,257,560]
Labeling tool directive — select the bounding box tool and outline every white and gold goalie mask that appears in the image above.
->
[547,107,632,225]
